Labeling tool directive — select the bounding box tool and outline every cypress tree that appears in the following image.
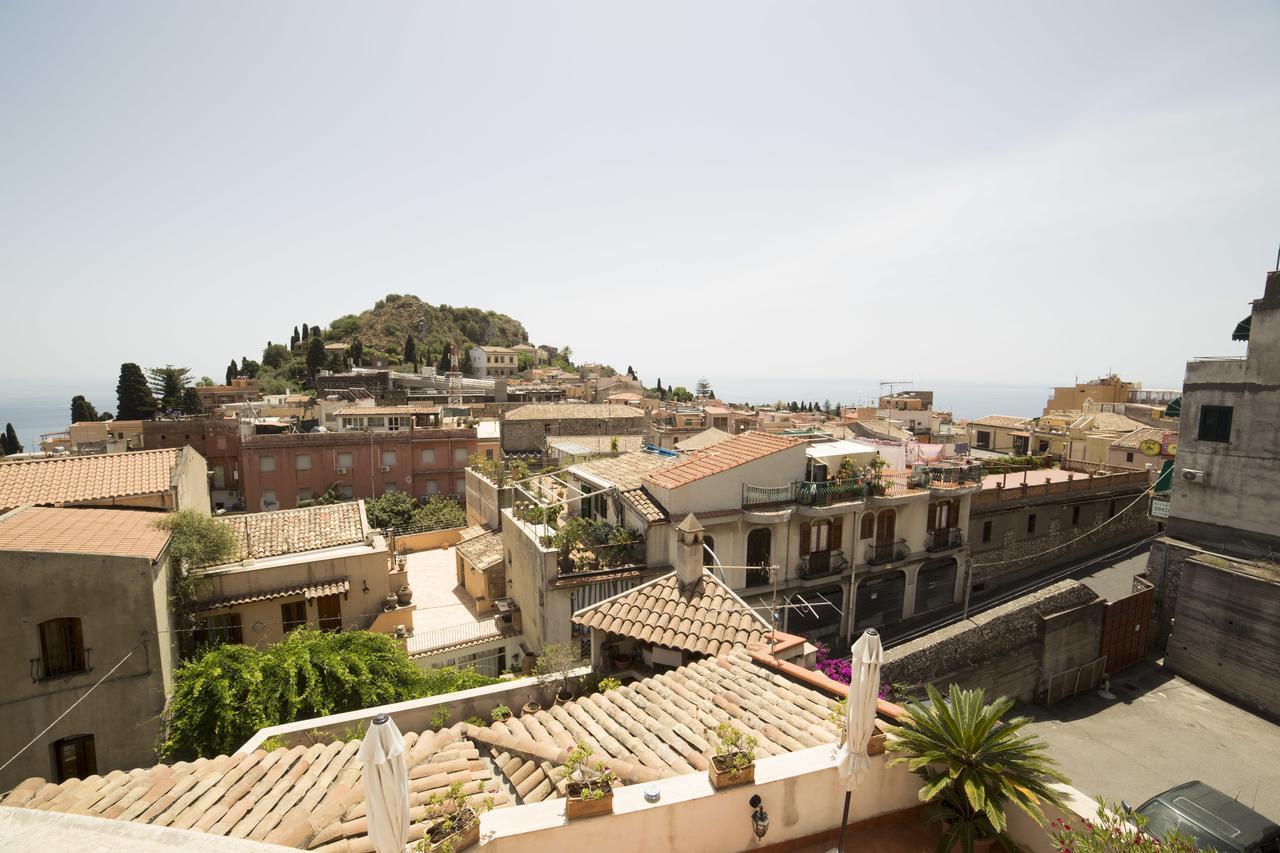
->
[350,339,364,365]
[301,323,310,340]
[2,423,21,455]
[305,336,326,377]
[70,395,99,423]
[404,334,418,366]
[291,326,300,347]
[116,363,158,420]
[226,360,238,384]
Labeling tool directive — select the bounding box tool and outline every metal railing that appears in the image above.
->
[406,616,506,656]
[29,648,92,682]
[866,539,909,565]
[926,528,964,552]
[558,540,646,575]
[973,469,1150,507]
[742,482,797,511]
[797,549,849,579]
[913,464,985,486]
[743,479,872,510]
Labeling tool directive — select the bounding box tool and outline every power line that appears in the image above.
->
[0,644,139,778]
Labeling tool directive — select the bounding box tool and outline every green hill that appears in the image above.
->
[327,294,529,360]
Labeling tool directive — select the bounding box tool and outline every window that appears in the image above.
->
[262,490,278,510]
[420,448,436,465]
[51,735,96,783]
[39,618,86,678]
[259,455,276,473]
[859,514,875,540]
[455,479,466,496]
[1125,452,1134,463]
[425,480,439,495]
[975,430,991,449]
[1197,405,1232,443]
[296,453,312,471]
[1072,505,1081,526]
[1108,499,1117,518]
[381,450,397,467]
[1027,513,1037,535]
[384,483,398,493]
[298,489,315,504]
[454,448,468,466]
[485,448,494,460]
[316,594,342,631]
[281,601,308,633]
[337,452,354,469]
[981,520,992,543]
[338,484,354,499]
[201,613,243,647]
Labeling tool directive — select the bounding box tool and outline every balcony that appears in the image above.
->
[866,539,909,565]
[557,539,646,576]
[926,527,964,553]
[908,464,984,488]
[797,549,849,579]
[742,480,871,511]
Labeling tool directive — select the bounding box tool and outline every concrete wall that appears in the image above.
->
[501,414,645,453]
[173,445,213,515]
[501,510,560,651]
[465,468,507,530]
[880,579,1099,702]
[1164,557,1280,717]
[0,549,172,790]
[393,526,463,553]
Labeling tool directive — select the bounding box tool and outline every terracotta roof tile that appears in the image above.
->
[455,527,504,571]
[969,415,1030,429]
[209,503,367,566]
[569,451,677,491]
[674,428,734,452]
[0,506,171,560]
[1112,426,1169,450]
[194,578,350,611]
[504,404,644,421]
[642,432,804,490]
[0,448,183,510]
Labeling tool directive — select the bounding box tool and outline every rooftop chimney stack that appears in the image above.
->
[675,513,705,589]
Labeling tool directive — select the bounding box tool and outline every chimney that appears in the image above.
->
[675,513,705,588]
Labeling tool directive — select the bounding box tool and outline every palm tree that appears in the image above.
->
[883,684,1069,853]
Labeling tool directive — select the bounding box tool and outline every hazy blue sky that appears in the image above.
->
[2,1,1278,393]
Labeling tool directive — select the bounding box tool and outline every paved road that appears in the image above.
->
[1021,659,1280,822]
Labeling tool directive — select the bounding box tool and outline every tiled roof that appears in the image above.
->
[0,726,509,852]
[552,434,644,454]
[573,570,770,656]
[195,578,350,611]
[0,448,182,510]
[1112,426,1168,450]
[1,651,842,847]
[504,404,644,421]
[848,420,913,442]
[675,428,734,452]
[643,432,804,490]
[211,503,368,567]
[620,488,668,524]
[1072,412,1145,433]
[0,506,171,560]
[569,451,677,491]
[332,406,439,416]
[970,415,1030,428]
[455,527,504,571]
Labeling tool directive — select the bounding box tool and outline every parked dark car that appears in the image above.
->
[1132,781,1280,853]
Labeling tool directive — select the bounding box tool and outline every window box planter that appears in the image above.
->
[708,754,755,790]
[564,782,614,820]
[423,813,480,852]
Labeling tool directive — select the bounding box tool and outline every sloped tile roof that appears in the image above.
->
[2,651,842,845]
[675,427,734,452]
[970,415,1030,428]
[504,404,644,421]
[0,506,171,560]
[551,434,644,454]
[455,527,504,571]
[1072,411,1145,433]
[1112,426,1168,450]
[573,570,770,656]
[569,451,677,491]
[0,448,182,510]
[210,503,367,567]
[195,578,350,611]
[620,488,667,524]
[0,726,509,852]
[642,432,804,490]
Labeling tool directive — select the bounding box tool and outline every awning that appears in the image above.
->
[1164,396,1182,418]
[1233,315,1251,341]
[195,577,350,611]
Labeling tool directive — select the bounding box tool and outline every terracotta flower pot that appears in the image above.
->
[521,701,542,716]
[708,755,755,790]
[564,783,614,820]
[425,814,480,852]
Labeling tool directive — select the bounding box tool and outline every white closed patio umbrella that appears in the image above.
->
[834,628,884,853]
[359,713,410,853]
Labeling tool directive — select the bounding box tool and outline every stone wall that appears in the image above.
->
[880,579,1099,703]
[1164,556,1280,718]
[501,415,647,453]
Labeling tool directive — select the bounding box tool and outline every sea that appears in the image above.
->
[0,377,1051,452]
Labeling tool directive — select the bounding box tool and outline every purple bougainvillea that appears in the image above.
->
[813,641,852,684]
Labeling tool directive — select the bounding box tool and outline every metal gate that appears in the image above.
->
[1100,578,1154,674]
[1044,656,1107,705]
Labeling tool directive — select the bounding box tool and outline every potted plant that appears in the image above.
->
[533,642,585,705]
[416,781,494,853]
[490,704,512,723]
[520,700,542,716]
[383,592,398,611]
[561,741,616,820]
[397,584,413,606]
[883,684,1068,853]
[708,722,757,790]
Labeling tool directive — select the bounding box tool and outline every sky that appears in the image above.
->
[2,1,1279,395]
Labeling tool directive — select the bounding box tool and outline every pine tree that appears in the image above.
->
[404,334,418,366]
[70,395,99,423]
[225,360,238,384]
[2,423,21,455]
[116,363,158,421]
[695,378,712,398]
[306,336,326,377]
[147,365,192,411]
[179,388,204,415]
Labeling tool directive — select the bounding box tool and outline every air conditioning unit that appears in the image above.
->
[1181,469,1208,484]
[336,467,350,475]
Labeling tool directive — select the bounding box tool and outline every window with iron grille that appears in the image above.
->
[39,618,86,678]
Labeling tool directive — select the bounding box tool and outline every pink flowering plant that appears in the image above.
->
[1048,798,1199,852]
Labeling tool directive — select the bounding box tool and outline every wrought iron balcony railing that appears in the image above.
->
[797,549,850,579]
[866,539,909,566]
[926,527,964,552]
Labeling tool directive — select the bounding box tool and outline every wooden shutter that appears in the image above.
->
[926,503,937,533]
[799,522,811,556]
[830,520,843,550]
[228,613,244,645]
[860,514,875,540]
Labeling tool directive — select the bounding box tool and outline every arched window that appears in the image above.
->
[859,513,875,540]
[876,509,896,544]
